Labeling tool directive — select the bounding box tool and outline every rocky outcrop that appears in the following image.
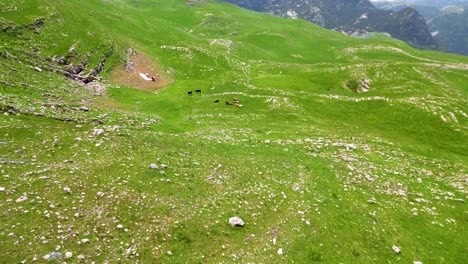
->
[223,0,436,48]
[63,45,114,84]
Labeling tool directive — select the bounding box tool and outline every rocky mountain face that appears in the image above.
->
[222,0,437,48]
[373,0,468,18]
[428,9,468,55]
[373,0,468,9]
[372,1,467,55]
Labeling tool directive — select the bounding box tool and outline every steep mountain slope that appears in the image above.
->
[372,0,468,55]
[374,2,444,18]
[428,9,468,55]
[1,0,467,263]
[222,0,437,48]
[373,0,468,9]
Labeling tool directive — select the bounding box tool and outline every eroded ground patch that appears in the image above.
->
[112,50,172,92]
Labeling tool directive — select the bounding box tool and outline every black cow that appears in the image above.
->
[195,89,201,94]
[188,91,193,96]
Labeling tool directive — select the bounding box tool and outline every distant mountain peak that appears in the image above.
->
[223,0,436,48]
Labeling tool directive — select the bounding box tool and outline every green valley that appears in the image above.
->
[0,0,467,263]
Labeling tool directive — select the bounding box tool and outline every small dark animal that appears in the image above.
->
[195,89,201,94]
[188,91,193,96]
[151,76,156,82]
[213,100,219,103]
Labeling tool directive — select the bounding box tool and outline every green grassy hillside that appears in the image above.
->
[0,0,467,263]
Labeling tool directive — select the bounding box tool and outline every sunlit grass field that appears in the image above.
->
[0,0,467,262]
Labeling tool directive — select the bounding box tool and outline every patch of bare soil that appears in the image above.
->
[112,49,172,91]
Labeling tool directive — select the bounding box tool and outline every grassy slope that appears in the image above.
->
[0,0,467,263]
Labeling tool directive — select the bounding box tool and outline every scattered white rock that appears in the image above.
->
[0,187,4,192]
[16,195,28,203]
[34,66,42,72]
[160,164,168,169]
[392,245,401,254]
[93,129,104,136]
[149,164,158,170]
[367,198,377,204]
[77,255,85,260]
[277,248,283,255]
[229,217,244,227]
[346,144,357,150]
[65,252,73,259]
[81,238,90,244]
[341,155,355,162]
[49,252,62,260]
[414,261,423,264]
[117,224,123,229]
[167,251,173,255]
[396,189,407,197]
[43,252,62,260]
[63,187,71,194]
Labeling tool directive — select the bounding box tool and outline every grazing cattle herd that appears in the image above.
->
[187,89,243,107]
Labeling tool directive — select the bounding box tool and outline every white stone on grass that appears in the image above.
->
[229,217,244,227]
[392,245,401,254]
[63,187,71,194]
[16,195,27,203]
[93,129,104,136]
[65,252,73,259]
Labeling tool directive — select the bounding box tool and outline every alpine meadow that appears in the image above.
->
[0,0,467,263]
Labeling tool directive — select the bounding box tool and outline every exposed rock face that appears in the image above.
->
[223,0,436,48]
[428,9,468,55]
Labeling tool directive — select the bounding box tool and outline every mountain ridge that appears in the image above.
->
[372,0,468,55]
[222,0,437,48]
